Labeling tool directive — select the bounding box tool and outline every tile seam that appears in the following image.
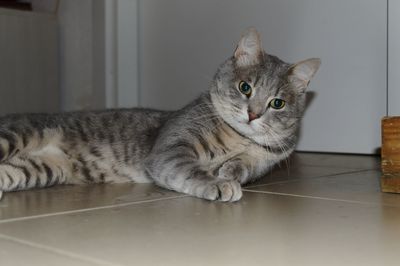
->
[242,189,381,206]
[0,195,187,224]
[0,233,122,266]
[244,169,377,189]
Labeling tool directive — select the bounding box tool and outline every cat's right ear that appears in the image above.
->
[234,28,263,68]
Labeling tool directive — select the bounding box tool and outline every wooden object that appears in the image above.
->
[381,117,400,193]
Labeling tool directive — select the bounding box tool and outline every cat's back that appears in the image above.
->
[0,107,171,136]
[0,107,173,163]
[64,107,171,136]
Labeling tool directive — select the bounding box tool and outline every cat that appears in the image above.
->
[0,28,320,202]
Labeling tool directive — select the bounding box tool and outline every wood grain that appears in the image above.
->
[381,116,400,193]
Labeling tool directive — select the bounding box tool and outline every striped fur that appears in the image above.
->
[0,28,320,201]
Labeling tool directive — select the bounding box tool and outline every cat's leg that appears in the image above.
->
[0,126,54,163]
[217,158,251,183]
[0,153,71,192]
[145,150,242,202]
[155,163,242,202]
[217,154,273,184]
[0,129,25,162]
[181,165,242,202]
[0,126,54,197]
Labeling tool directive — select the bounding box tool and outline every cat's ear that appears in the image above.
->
[234,28,263,67]
[288,58,321,92]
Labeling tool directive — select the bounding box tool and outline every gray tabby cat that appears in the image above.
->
[0,28,320,202]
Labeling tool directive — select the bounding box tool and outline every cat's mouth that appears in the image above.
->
[238,118,263,134]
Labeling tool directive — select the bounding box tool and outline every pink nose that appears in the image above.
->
[248,111,259,122]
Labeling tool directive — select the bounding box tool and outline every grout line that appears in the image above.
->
[242,189,378,205]
[0,195,187,224]
[0,233,123,266]
[244,169,376,189]
[244,179,301,189]
[294,164,380,170]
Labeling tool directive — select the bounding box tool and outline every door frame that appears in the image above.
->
[104,0,140,108]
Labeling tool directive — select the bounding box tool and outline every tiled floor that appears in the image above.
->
[0,152,399,266]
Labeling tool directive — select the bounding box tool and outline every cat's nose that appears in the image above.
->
[248,111,260,122]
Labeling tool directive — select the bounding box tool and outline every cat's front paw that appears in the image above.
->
[217,160,246,182]
[203,180,242,202]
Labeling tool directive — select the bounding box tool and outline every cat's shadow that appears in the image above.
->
[296,91,317,145]
[305,91,316,111]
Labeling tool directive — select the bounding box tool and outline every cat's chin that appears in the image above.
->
[227,119,267,143]
[230,120,283,147]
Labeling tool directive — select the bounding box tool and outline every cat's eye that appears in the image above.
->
[238,81,252,97]
[269,98,286,109]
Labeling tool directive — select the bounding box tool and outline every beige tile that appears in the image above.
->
[289,152,380,170]
[0,235,106,266]
[0,183,180,221]
[245,170,400,207]
[247,152,380,187]
[247,165,361,187]
[0,193,399,266]
[0,153,378,221]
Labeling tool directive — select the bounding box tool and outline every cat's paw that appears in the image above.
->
[217,160,245,182]
[203,180,242,202]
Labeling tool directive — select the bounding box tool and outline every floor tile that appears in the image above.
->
[247,152,380,187]
[0,152,379,221]
[0,193,399,266]
[247,165,362,187]
[0,183,180,221]
[289,152,380,170]
[245,170,400,207]
[0,235,106,266]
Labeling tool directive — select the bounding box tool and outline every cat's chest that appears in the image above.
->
[198,124,259,163]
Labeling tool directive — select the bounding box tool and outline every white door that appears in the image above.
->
[117,0,388,154]
[389,0,400,116]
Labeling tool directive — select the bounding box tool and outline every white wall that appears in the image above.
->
[58,0,107,111]
[26,0,107,111]
[1,1,114,113]
[0,8,59,114]
[93,0,107,110]
[389,0,400,116]
[57,0,136,111]
[116,0,139,108]
[137,0,387,154]
[100,0,140,109]
[26,0,139,111]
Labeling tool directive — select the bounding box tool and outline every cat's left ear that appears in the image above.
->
[234,27,263,67]
[288,58,321,92]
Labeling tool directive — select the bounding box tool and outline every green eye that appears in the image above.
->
[238,81,252,97]
[269,98,286,109]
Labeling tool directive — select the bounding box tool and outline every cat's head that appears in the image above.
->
[210,28,320,148]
